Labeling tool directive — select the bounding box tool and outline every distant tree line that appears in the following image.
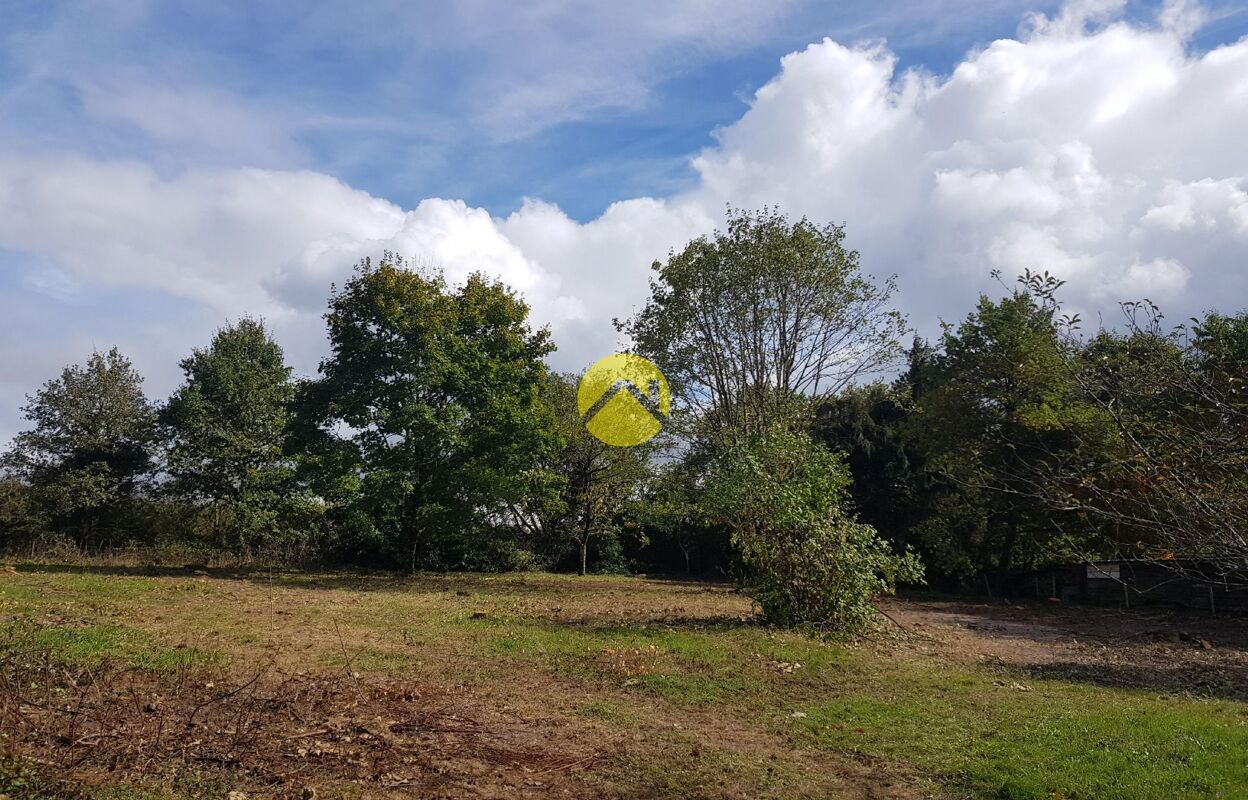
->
[3,208,1246,628]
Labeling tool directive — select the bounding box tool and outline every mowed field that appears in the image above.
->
[2,566,1247,799]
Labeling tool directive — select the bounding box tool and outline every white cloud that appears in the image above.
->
[307,0,803,139]
[270,197,588,331]
[684,0,1248,319]
[0,159,405,316]
[3,0,1248,442]
[78,81,307,166]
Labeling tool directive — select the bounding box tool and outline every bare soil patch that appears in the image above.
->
[1,650,598,798]
[881,594,1248,699]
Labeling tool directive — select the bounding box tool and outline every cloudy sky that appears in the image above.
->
[1,0,1247,441]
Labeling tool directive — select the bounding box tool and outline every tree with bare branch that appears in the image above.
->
[619,207,906,443]
[1006,272,1248,584]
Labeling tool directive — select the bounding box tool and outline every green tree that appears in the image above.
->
[702,428,922,631]
[524,373,651,574]
[304,255,556,571]
[634,458,729,575]
[913,280,1096,583]
[2,348,155,548]
[0,477,41,551]
[812,381,932,552]
[1013,282,1248,583]
[161,318,309,553]
[621,207,905,444]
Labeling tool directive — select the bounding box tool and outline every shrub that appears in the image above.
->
[703,429,923,631]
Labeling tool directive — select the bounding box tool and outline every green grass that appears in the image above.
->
[464,613,1248,797]
[0,618,218,671]
[0,756,64,800]
[574,698,638,723]
[788,660,1248,799]
[0,580,41,604]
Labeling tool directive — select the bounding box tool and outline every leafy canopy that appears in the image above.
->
[3,347,155,544]
[161,318,308,552]
[304,255,557,570]
[622,207,906,442]
[703,428,922,631]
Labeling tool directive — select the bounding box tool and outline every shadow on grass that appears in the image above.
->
[1023,659,1248,701]
[11,561,420,592]
[893,589,1248,654]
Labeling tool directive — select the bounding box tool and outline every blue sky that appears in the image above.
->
[4,0,1106,218]
[1,0,1248,441]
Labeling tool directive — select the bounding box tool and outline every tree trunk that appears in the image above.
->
[996,525,1018,599]
[579,539,588,576]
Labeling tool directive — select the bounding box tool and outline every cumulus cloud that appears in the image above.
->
[2,0,1248,441]
[686,0,1248,321]
[0,159,405,316]
[269,197,589,332]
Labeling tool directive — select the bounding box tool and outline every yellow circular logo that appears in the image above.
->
[577,353,670,446]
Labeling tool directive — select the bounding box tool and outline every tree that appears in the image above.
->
[912,277,1101,584]
[161,318,309,553]
[303,255,556,571]
[812,381,932,553]
[528,373,651,574]
[1011,276,1248,584]
[702,428,922,631]
[913,284,1078,584]
[2,348,155,547]
[0,477,41,551]
[635,458,728,575]
[621,207,906,443]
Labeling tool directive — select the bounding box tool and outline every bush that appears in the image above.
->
[703,429,923,631]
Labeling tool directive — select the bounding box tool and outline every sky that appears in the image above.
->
[1,0,1247,442]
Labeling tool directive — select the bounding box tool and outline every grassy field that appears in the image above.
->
[1,565,1246,799]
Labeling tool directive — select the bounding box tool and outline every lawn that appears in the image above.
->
[1,565,1245,799]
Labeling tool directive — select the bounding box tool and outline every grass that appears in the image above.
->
[0,757,62,800]
[0,618,219,671]
[1,565,1246,798]
[790,660,1248,799]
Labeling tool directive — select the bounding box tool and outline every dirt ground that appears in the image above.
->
[881,594,1248,701]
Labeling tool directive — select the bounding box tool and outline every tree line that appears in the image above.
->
[3,208,1245,629]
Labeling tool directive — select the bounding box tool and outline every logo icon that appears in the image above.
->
[577,354,670,446]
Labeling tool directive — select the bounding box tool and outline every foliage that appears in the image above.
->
[633,458,730,575]
[1012,276,1248,582]
[908,281,1101,582]
[2,348,155,548]
[300,255,557,571]
[621,207,906,444]
[9,218,1248,590]
[516,373,652,574]
[702,428,922,631]
[161,318,314,553]
[0,477,41,548]
[812,381,932,552]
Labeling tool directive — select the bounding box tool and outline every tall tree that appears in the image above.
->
[1011,277,1248,584]
[523,373,651,574]
[813,381,932,552]
[161,318,306,553]
[621,207,906,443]
[2,348,155,547]
[304,255,556,571]
[913,278,1094,583]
